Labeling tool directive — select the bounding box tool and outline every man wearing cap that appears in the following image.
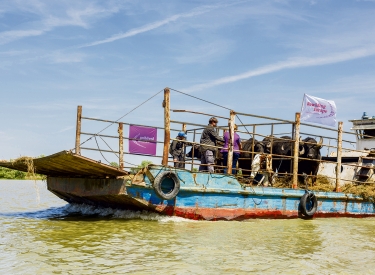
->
[169,131,190,168]
[199,117,224,173]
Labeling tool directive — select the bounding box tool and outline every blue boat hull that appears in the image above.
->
[47,166,375,220]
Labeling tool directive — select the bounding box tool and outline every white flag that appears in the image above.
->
[300,94,337,127]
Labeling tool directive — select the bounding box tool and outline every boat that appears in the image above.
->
[1,88,375,220]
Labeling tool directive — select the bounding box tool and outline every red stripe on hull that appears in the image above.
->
[161,207,375,221]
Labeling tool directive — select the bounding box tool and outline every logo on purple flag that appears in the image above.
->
[129,125,157,155]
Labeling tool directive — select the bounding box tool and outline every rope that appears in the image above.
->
[170,88,253,138]
[99,136,119,158]
[236,114,252,137]
[170,88,231,111]
[94,136,112,165]
[154,166,168,179]
[173,166,186,183]
[248,185,264,205]
[98,136,138,167]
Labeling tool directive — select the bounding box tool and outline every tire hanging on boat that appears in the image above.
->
[153,171,180,200]
[299,192,318,217]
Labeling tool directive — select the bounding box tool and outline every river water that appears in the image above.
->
[1,180,375,274]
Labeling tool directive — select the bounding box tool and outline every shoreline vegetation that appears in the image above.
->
[0,167,45,180]
[0,155,45,180]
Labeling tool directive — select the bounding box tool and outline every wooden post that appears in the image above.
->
[336,121,343,192]
[118,122,124,170]
[191,129,196,171]
[270,124,274,174]
[291,122,295,173]
[75,105,82,155]
[227,110,235,174]
[182,123,187,168]
[251,125,256,166]
[162,88,170,166]
[292,112,301,189]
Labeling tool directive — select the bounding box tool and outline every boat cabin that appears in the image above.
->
[349,113,375,181]
[350,112,375,151]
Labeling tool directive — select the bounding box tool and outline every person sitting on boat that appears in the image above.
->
[221,124,242,174]
[199,117,224,173]
[170,131,190,168]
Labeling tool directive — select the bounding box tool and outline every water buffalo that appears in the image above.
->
[239,136,304,176]
[269,136,305,175]
[237,138,267,176]
[241,138,265,158]
[186,144,202,159]
[298,137,323,184]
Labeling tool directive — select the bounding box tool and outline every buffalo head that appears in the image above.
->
[241,138,265,158]
[301,137,323,159]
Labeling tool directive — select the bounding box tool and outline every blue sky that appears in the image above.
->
[1,0,375,165]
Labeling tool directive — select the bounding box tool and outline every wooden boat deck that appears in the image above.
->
[0,150,128,178]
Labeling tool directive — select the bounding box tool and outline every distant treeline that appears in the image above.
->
[0,166,45,180]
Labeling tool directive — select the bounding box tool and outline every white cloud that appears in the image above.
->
[185,47,375,92]
[0,50,29,56]
[57,126,75,133]
[48,52,85,63]
[0,2,122,44]
[175,40,233,64]
[78,2,241,48]
[0,29,46,44]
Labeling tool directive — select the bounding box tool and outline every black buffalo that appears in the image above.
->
[268,136,305,175]
[241,138,265,157]
[186,144,202,159]
[238,136,304,176]
[270,136,294,174]
[238,138,266,175]
[298,137,323,184]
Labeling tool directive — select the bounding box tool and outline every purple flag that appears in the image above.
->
[129,125,157,155]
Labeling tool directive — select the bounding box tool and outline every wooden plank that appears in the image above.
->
[0,151,128,178]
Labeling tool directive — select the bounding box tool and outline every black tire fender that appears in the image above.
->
[153,171,180,200]
[300,192,318,217]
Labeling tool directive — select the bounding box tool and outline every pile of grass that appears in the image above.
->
[251,173,375,202]
[268,175,334,192]
[12,157,35,178]
[341,183,375,202]
[308,175,335,192]
[9,156,43,203]
[272,176,292,188]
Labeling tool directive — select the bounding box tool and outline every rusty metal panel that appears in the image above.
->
[0,150,128,178]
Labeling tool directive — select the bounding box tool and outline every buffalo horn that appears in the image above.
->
[298,137,305,155]
[299,145,305,155]
[318,136,323,147]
